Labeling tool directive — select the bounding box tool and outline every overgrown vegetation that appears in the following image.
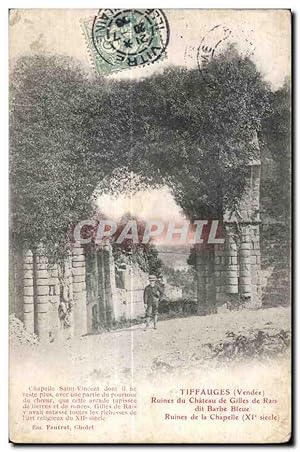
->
[204,329,291,362]
[10,48,278,263]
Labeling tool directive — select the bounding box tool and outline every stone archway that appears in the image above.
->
[194,159,262,314]
[10,53,271,342]
[13,156,262,342]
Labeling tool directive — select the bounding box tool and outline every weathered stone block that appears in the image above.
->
[239,277,252,285]
[240,242,251,250]
[73,282,86,293]
[36,285,49,296]
[36,295,49,304]
[240,269,251,277]
[36,256,48,264]
[73,274,85,283]
[72,247,85,256]
[23,295,34,305]
[72,255,85,262]
[50,295,60,304]
[23,256,33,264]
[227,277,238,285]
[240,263,251,272]
[49,269,59,278]
[227,270,238,278]
[23,310,34,333]
[36,303,49,313]
[23,304,34,314]
[240,248,251,258]
[24,286,34,296]
[227,285,238,294]
[73,291,87,301]
[240,256,251,264]
[36,278,49,286]
[36,263,48,270]
[72,261,85,268]
[24,279,33,287]
[36,270,49,279]
[241,285,252,294]
[23,312,34,332]
[72,267,85,276]
[35,312,49,342]
[72,241,82,249]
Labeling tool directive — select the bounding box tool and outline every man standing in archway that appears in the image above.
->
[143,275,162,331]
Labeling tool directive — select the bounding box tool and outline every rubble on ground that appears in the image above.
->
[9,314,39,346]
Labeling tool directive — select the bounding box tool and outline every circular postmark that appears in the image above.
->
[92,9,169,73]
[196,24,255,87]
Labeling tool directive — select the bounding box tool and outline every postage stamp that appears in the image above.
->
[82,9,170,76]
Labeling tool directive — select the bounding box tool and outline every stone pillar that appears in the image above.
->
[222,152,262,309]
[195,245,207,315]
[206,247,216,313]
[250,224,262,307]
[48,263,60,341]
[97,247,107,326]
[225,227,239,295]
[85,249,98,334]
[249,161,262,308]
[63,256,74,338]
[239,226,252,299]
[23,249,34,333]
[35,254,49,343]
[72,242,87,336]
[214,243,227,305]
[102,242,116,326]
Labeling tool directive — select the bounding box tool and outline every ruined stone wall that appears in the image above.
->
[194,159,262,312]
[260,222,291,307]
[11,244,88,342]
[71,242,87,336]
[260,151,291,307]
[84,244,114,333]
[114,262,148,321]
[84,244,147,331]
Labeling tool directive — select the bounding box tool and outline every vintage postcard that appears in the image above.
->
[9,9,291,443]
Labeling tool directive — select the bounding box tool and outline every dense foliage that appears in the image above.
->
[260,80,291,220]
[10,49,274,262]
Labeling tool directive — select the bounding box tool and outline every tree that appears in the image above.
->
[10,56,101,261]
[260,79,291,219]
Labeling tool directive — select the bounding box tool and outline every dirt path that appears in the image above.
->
[11,306,290,382]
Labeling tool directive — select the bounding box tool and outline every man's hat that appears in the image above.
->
[149,275,157,281]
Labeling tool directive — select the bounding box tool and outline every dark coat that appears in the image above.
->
[143,285,162,306]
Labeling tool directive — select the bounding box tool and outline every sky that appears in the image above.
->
[10,9,291,89]
[96,187,185,223]
[9,9,291,223]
